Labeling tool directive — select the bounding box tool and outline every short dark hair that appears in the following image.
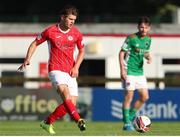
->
[138,16,151,26]
[60,5,79,17]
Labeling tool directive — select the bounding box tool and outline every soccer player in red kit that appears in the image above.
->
[18,5,86,135]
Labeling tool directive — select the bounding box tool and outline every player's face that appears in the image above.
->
[138,23,150,37]
[62,14,77,29]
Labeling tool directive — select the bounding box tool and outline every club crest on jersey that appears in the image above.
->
[145,42,149,47]
[68,36,73,41]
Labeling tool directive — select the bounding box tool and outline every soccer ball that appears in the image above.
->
[133,115,151,133]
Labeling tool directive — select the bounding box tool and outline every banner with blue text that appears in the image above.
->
[92,88,180,121]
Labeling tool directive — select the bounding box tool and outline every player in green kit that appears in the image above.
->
[119,16,152,131]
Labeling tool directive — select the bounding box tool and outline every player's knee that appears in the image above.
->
[57,85,67,92]
[71,100,77,106]
[57,85,70,99]
[124,98,133,105]
[69,97,77,106]
[141,95,149,102]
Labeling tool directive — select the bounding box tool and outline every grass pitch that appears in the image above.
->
[0,121,180,136]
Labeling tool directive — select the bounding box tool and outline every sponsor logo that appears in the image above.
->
[0,95,58,114]
[110,100,179,120]
[111,99,123,119]
[139,101,178,119]
[1,99,14,113]
[135,48,146,54]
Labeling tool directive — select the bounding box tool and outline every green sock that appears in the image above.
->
[129,108,137,121]
[122,108,130,124]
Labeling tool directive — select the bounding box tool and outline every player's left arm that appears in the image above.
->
[70,34,85,78]
[144,52,152,64]
[144,38,152,64]
[70,47,85,78]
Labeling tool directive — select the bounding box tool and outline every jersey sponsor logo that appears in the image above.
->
[135,48,146,54]
[135,48,140,53]
[68,36,73,41]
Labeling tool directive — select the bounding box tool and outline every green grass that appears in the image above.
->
[0,121,180,136]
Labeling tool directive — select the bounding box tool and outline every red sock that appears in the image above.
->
[63,99,80,122]
[46,103,67,124]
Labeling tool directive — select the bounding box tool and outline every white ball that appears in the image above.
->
[133,115,151,133]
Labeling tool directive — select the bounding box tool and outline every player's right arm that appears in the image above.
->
[18,30,48,71]
[17,40,39,71]
[119,50,126,81]
[119,37,130,81]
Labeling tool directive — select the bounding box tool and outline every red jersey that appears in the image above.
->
[35,24,84,73]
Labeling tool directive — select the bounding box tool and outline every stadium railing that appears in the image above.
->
[0,76,175,88]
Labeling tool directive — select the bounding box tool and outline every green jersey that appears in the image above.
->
[121,33,151,76]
